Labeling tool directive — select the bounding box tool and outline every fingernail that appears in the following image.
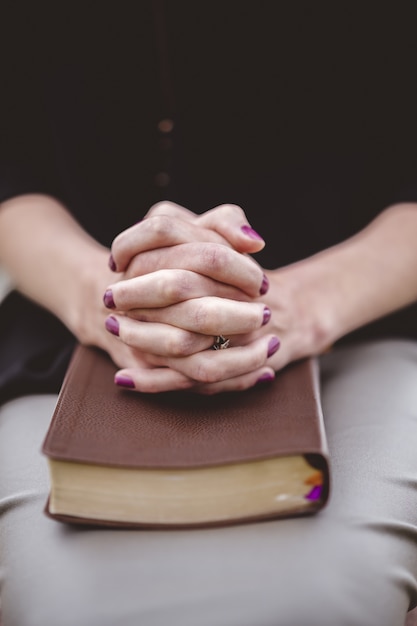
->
[260,274,269,295]
[103,289,116,309]
[305,485,323,501]
[241,224,264,241]
[267,336,280,358]
[256,372,275,385]
[262,306,271,325]
[115,374,135,389]
[108,254,117,272]
[105,315,119,336]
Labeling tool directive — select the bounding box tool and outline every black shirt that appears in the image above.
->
[1,2,417,401]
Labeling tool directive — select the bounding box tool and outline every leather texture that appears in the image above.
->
[41,344,330,527]
[42,345,329,469]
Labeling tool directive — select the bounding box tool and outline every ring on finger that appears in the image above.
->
[212,335,230,350]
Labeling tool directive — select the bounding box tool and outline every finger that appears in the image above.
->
[127,297,272,336]
[104,269,250,311]
[161,334,280,383]
[125,242,269,297]
[144,200,197,220]
[194,367,276,395]
[114,365,195,393]
[110,213,227,273]
[115,365,276,395]
[196,204,266,254]
[105,314,213,356]
[148,202,266,255]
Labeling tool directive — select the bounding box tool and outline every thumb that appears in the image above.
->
[196,204,266,254]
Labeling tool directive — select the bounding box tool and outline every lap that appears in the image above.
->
[1,339,417,626]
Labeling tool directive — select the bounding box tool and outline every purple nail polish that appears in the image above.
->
[256,372,275,385]
[115,374,135,389]
[241,224,264,241]
[103,289,116,309]
[108,254,117,272]
[105,315,119,336]
[262,306,271,325]
[260,274,269,295]
[267,336,280,358]
[305,485,323,501]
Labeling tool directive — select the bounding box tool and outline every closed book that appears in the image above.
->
[42,344,330,528]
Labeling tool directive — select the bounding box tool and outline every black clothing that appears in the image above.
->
[1,2,417,401]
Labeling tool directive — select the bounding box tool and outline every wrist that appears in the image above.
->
[268,260,338,355]
[270,226,395,353]
[68,244,117,346]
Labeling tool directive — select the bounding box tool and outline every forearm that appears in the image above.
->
[268,202,417,352]
[0,194,112,341]
[0,196,280,393]
[322,203,417,336]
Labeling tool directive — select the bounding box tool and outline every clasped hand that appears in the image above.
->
[102,202,280,393]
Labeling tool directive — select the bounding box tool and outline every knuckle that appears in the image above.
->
[161,271,192,302]
[166,331,195,357]
[113,282,128,306]
[120,324,135,347]
[145,214,173,239]
[146,201,176,217]
[161,280,180,303]
[190,300,210,330]
[192,361,220,384]
[253,350,267,370]
[218,203,246,219]
[201,243,229,273]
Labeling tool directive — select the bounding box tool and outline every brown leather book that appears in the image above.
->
[42,344,330,528]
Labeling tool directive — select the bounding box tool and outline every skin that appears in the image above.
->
[0,195,276,392]
[1,195,417,394]
[108,200,417,392]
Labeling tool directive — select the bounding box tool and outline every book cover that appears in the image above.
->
[42,344,330,528]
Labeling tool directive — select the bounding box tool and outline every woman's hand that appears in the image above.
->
[0,195,279,394]
[5,194,416,395]
[260,202,417,372]
[103,202,280,393]
[0,194,156,379]
[105,201,417,393]
[109,201,268,273]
